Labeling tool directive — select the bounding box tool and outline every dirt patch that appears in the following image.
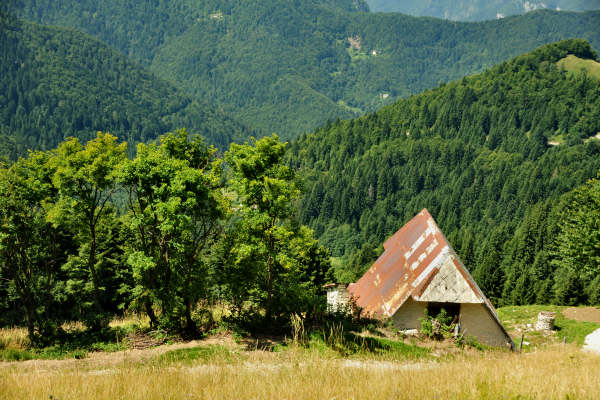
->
[126,331,167,350]
[563,307,600,323]
[239,334,284,351]
[348,35,361,50]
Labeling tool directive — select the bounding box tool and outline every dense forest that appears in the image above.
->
[367,0,600,20]
[2,39,600,345]
[2,0,600,346]
[0,131,331,343]
[0,13,250,159]
[287,40,600,306]
[6,0,600,139]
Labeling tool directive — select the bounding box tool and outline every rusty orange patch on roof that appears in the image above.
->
[348,209,487,318]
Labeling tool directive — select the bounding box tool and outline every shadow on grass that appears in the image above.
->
[0,326,132,362]
[306,329,430,359]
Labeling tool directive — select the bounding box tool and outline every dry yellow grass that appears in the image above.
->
[109,314,150,330]
[1,345,599,399]
[0,327,29,350]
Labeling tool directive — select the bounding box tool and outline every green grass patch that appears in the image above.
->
[0,324,132,361]
[557,55,600,80]
[157,345,239,364]
[497,305,600,346]
[336,100,363,115]
[0,347,88,361]
[547,133,564,145]
[284,328,430,360]
[554,315,600,346]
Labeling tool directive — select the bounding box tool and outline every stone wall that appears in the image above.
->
[326,284,349,313]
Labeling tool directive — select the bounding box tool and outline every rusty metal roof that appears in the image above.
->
[347,209,503,322]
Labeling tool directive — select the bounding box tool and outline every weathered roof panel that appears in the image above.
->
[348,209,486,318]
[347,208,513,348]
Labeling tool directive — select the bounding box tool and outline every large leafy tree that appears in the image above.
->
[0,152,66,343]
[48,132,127,328]
[121,130,226,332]
[223,135,330,325]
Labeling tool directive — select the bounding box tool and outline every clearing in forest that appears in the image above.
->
[557,54,600,80]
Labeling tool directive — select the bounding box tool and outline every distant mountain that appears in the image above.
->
[287,40,600,304]
[7,1,600,140]
[6,0,370,66]
[367,0,600,20]
[0,13,250,159]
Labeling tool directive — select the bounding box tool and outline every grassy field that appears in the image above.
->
[1,344,598,399]
[557,55,600,80]
[1,305,599,399]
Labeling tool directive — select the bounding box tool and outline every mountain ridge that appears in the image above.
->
[286,39,600,304]
[0,13,250,159]
[366,0,600,21]
[8,1,600,139]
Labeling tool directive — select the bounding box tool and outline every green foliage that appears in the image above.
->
[0,13,249,159]
[367,0,600,20]
[551,177,600,305]
[157,345,236,364]
[120,129,226,332]
[219,135,331,327]
[288,40,600,306]
[8,2,600,139]
[0,151,70,343]
[334,242,380,284]
[48,133,127,329]
[419,309,455,340]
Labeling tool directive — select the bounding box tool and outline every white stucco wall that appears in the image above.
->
[460,303,510,347]
[391,299,510,347]
[392,298,427,329]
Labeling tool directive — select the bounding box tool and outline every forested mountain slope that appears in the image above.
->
[287,40,600,305]
[6,0,370,66]
[8,1,600,139]
[0,13,249,159]
[367,0,600,20]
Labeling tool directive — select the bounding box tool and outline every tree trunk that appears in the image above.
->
[265,253,273,323]
[145,297,157,328]
[22,290,37,344]
[184,297,196,335]
[13,275,37,344]
[87,224,104,329]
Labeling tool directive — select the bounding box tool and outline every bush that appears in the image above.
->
[419,309,455,340]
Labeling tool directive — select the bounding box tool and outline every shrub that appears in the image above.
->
[419,309,455,340]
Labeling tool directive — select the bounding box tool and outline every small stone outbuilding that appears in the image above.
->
[324,283,349,313]
[345,209,514,348]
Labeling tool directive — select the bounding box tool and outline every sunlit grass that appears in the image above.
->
[2,305,600,398]
[1,345,598,399]
[109,314,150,330]
[0,327,29,351]
[497,305,600,347]
[558,54,600,80]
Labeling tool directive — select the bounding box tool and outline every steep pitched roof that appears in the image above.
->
[347,209,508,340]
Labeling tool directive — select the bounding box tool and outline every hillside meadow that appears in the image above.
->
[1,305,599,399]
